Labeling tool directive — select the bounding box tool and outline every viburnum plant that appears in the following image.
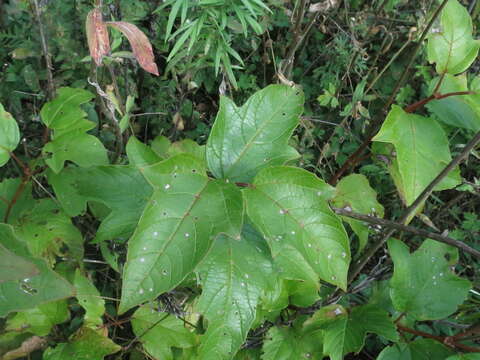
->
[0,0,479,359]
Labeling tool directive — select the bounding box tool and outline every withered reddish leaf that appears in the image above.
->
[85,8,111,66]
[107,21,159,76]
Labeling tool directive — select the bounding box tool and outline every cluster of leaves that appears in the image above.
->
[0,0,480,360]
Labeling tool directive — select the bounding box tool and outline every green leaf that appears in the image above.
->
[244,166,349,290]
[126,136,163,167]
[0,224,74,317]
[119,156,243,313]
[42,327,121,360]
[0,178,33,223]
[131,305,196,360]
[40,87,94,131]
[377,338,455,360]
[43,132,109,174]
[426,74,480,131]
[388,238,471,320]
[333,174,384,252]
[14,199,84,266]
[261,325,322,360]
[151,135,171,158]
[427,0,480,74]
[40,87,108,173]
[74,270,105,328]
[373,105,461,206]
[169,138,206,163]
[48,165,152,243]
[206,85,304,182]
[196,226,273,359]
[5,300,69,336]
[0,242,39,283]
[304,304,398,360]
[0,103,20,167]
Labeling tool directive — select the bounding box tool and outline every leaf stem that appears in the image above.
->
[404,91,475,113]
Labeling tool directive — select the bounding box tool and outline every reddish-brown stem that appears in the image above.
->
[397,324,480,352]
[397,324,444,342]
[328,90,475,185]
[329,134,374,185]
[4,151,34,223]
[4,177,28,223]
[405,91,475,113]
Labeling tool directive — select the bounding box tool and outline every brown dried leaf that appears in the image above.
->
[107,21,159,76]
[86,8,111,66]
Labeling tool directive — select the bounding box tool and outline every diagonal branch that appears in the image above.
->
[348,130,480,284]
[332,206,480,259]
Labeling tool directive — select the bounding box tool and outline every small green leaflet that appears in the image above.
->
[373,105,461,206]
[261,325,322,360]
[196,226,273,359]
[0,103,20,167]
[206,85,304,182]
[40,87,94,131]
[42,327,121,360]
[426,74,480,131]
[48,165,152,243]
[388,238,471,320]
[74,270,105,328]
[119,155,243,313]
[333,174,384,253]
[303,304,398,360]
[126,136,163,167]
[261,313,329,359]
[244,166,349,290]
[427,0,480,75]
[14,199,84,266]
[0,224,74,317]
[5,300,69,336]
[40,87,108,173]
[131,305,196,360]
[377,338,455,360]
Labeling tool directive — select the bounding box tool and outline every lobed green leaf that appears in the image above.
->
[206,84,304,182]
[244,166,349,290]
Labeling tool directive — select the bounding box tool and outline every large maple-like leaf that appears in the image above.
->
[119,155,243,313]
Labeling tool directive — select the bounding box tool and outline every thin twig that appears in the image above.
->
[88,77,124,163]
[348,130,480,284]
[328,0,450,185]
[32,0,55,100]
[332,206,480,258]
[405,91,474,113]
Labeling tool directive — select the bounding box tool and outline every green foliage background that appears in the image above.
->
[0,0,479,359]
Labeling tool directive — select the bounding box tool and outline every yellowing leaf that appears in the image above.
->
[107,21,159,75]
[85,8,111,66]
